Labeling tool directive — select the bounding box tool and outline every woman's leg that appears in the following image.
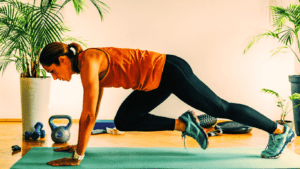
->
[114,85,175,131]
[163,54,278,134]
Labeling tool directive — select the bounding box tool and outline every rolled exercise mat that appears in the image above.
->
[11,147,300,168]
[92,120,115,135]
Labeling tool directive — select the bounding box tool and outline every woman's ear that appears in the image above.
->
[58,55,68,63]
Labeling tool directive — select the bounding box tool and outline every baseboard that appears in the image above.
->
[0,119,22,122]
[0,119,80,123]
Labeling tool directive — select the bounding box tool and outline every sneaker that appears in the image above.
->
[179,110,209,150]
[261,124,296,159]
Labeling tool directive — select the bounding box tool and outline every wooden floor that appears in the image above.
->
[1,121,300,169]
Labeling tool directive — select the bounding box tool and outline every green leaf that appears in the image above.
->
[261,88,280,97]
[72,0,87,15]
[0,57,14,76]
[40,69,47,78]
[290,93,300,100]
[90,0,109,21]
[270,46,288,57]
[0,0,109,77]
[278,26,294,45]
[243,30,279,54]
[61,35,88,48]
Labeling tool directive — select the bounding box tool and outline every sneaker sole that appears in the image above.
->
[261,131,296,159]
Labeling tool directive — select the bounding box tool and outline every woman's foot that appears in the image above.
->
[261,125,295,159]
[178,110,209,150]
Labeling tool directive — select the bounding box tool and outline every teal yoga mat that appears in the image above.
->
[11,147,300,168]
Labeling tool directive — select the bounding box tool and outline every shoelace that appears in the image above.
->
[181,114,192,149]
[266,134,286,151]
[181,132,187,149]
[265,134,275,150]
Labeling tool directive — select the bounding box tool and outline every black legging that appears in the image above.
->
[114,54,277,134]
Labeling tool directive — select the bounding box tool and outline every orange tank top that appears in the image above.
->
[78,47,166,91]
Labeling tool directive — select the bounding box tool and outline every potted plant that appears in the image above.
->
[244,1,300,136]
[261,88,300,129]
[0,0,108,135]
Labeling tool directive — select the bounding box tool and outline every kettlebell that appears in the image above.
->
[49,115,72,143]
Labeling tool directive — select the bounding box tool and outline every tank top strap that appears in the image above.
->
[78,48,111,78]
[89,48,111,59]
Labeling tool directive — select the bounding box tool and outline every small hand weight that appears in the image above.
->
[24,122,44,140]
[49,115,72,143]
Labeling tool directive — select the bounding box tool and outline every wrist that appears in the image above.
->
[72,149,85,161]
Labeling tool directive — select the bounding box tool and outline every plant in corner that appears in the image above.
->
[0,0,109,135]
[243,2,300,62]
[243,1,300,136]
[261,89,300,128]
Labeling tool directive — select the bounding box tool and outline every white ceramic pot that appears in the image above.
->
[276,120,294,130]
[20,77,51,135]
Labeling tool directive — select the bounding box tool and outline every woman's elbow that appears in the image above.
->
[80,113,96,124]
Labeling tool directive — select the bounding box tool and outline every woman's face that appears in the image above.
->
[42,56,74,82]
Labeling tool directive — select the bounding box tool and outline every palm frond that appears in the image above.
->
[0,29,30,57]
[271,6,287,30]
[90,0,109,21]
[13,55,23,74]
[30,4,64,49]
[0,56,15,76]
[71,0,87,14]
[243,30,279,54]
[270,46,288,57]
[278,26,294,45]
[285,4,300,24]
[59,0,72,12]
[61,35,88,48]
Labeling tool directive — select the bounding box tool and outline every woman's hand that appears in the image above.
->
[54,145,77,153]
[47,145,81,166]
[47,157,81,166]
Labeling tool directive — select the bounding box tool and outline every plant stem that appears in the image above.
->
[294,30,300,62]
[278,96,285,114]
[283,101,290,120]
[288,45,300,62]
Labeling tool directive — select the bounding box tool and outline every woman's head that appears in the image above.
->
[40,42,83,81]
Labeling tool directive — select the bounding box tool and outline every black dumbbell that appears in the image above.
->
[25,122,45,140]
[12,145,21,152]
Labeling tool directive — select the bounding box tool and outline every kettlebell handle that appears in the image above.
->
[49,115,73,131]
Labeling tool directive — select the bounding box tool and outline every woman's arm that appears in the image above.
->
[76,50,105,156]
[95,87,104,118]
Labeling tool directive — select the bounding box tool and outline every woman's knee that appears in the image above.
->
[220,99,229,113]
[114,116,131,131]
[219,99,237,119]
[114,116,124,130]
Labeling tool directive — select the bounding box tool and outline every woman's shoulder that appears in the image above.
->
[81,48,107,59]
[79,48,109,73]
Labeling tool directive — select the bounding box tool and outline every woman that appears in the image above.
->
[41,42,295,166]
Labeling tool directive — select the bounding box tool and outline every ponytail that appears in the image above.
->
[68,42,83,74]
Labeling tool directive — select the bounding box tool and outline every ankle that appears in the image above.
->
[174,119,186,132]
[273,125,285,135]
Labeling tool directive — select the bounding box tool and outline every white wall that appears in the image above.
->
[0,0,297,123]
